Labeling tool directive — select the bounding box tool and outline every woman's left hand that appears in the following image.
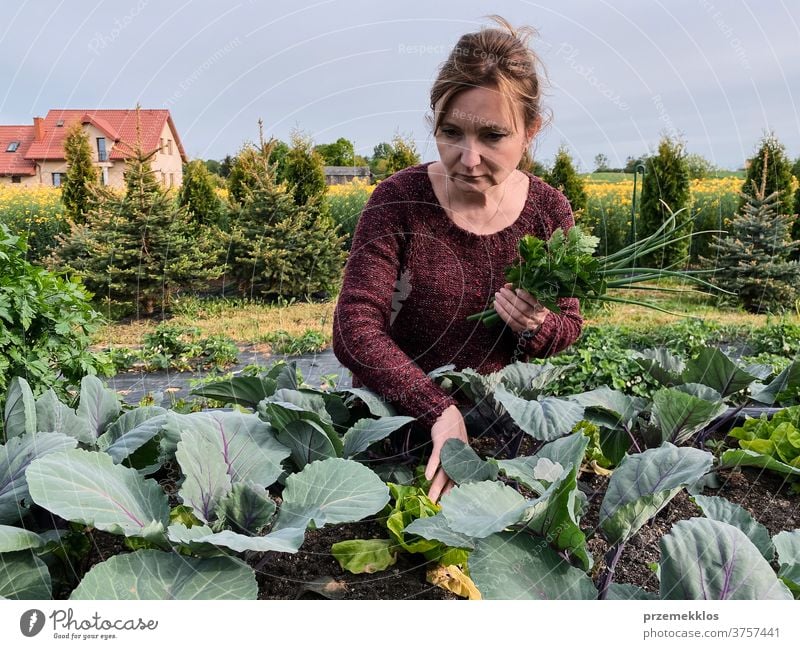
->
[493,283,549,334]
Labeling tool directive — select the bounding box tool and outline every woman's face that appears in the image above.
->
[434,85,537,194]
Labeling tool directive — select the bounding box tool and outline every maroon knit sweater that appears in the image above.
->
[332,161,583,430]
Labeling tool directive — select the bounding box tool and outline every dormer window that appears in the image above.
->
[5,141,19,152]
[56,120,64,127]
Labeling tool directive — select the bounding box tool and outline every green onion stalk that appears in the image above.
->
[466,207,730,327]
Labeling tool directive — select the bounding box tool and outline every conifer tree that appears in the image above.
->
[740,132,794,218]
[544,146,587,214]
[228,137,290,205]
[52,113,223,316]
[704,150,800,314]
[179,159,224,227]
[639,136,691,268]
[227,127,346,299]
[61,122,98,223]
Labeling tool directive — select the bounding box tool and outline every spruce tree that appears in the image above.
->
[639,136,691,268]
[227,134,346,299]
[228,129,291,206]
[111,141,223,314]
[52,117,223,316]
[61,122,98,223]
[179,159,223,227]
[704,150,800,314]
[544,146,587,214]
[740,132,794,218]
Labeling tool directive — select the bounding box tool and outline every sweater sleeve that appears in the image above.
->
[332,177,458,430]
[520,188,584,359]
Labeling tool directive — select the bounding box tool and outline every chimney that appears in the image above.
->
[33,117,44,141]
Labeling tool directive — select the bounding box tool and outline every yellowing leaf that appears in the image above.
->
[426,564,481,600]
[582,460,614,476]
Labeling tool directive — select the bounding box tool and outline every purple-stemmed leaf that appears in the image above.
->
[691,494,774,561]
[26,448,169,540]
[175,428,231,523]
[600,443,713,545]
[169,410,290,502]
[660,518,792,600]
[470,532,598,600]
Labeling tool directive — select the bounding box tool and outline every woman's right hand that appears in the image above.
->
[425,404,468,504]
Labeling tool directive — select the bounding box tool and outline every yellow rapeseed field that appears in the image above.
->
[0,178,742,220]
[0,185,64,224]
[326,178,376,197]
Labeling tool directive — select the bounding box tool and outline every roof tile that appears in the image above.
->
[23,109,186,162]
[0,125,37,175]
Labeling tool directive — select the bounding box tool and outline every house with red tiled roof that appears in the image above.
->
[0,109,187,188]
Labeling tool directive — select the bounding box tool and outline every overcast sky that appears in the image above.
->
[1,0,797,170]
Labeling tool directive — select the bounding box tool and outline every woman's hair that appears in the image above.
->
[427,15,550,169]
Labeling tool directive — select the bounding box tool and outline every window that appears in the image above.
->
[52,172,63,187]
[169,173,174,188]
[100,167,109,186]
[167,139,173,156]
[11,176,21,184]
[160,138,165,154]
[97,137,107,162]
[161,172,166,184]
[56,120,64,127]
[5,141,19,152]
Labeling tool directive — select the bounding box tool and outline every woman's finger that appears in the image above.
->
[513,287,540,312]
[441,478,455,499]
[428,466,450,503]
[425,444,441,481]
[501,286,539,315]
[494,292,529,330]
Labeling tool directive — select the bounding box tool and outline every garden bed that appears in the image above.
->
[3,349,800,602]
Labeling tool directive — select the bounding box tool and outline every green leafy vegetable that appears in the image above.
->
[727,406,800,475]
[467,215,727,325]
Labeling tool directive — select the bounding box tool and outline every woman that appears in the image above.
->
[332,16,583,502]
